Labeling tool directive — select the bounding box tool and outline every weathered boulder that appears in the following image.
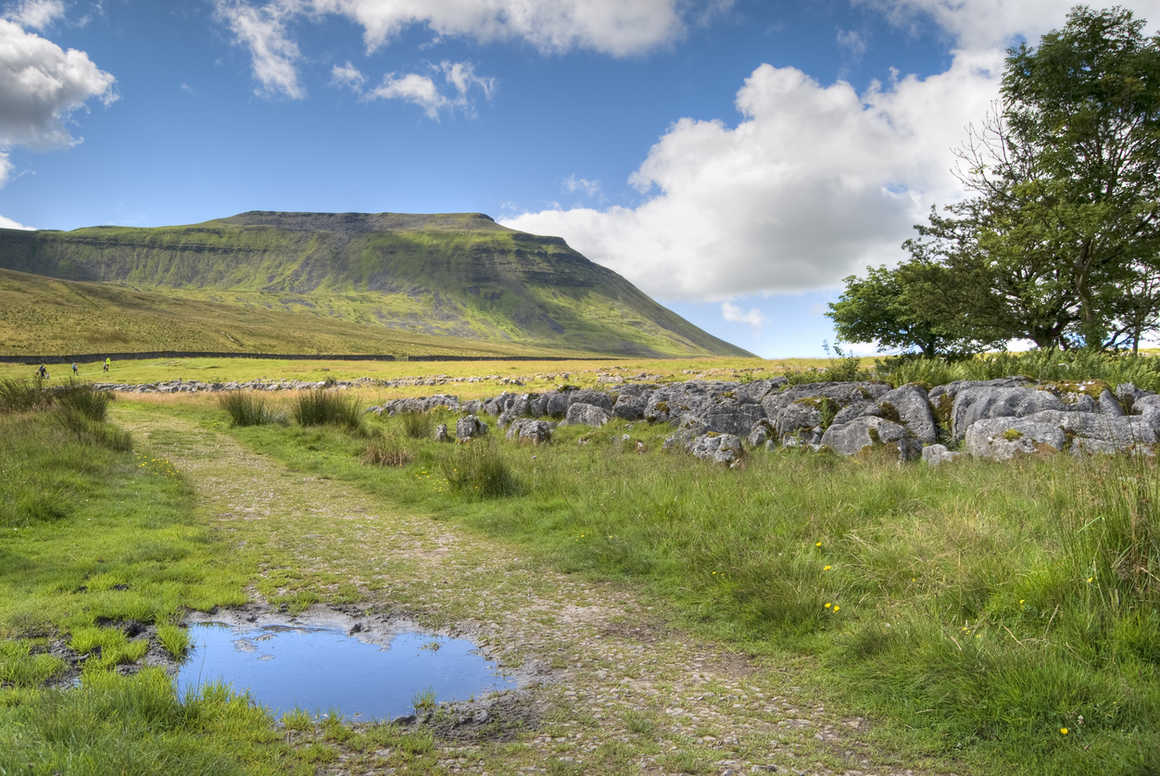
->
[1097,389,1124,416]
[732,377,786,404]
[774,400,825,444]
[760,382,890,419]
[612,393,648,421]
[433,423,451,443]
[951,386,1067,442]
[964,410,1157,460]
[455,415,489,441]
[747,419,774,448]
[921,444,960,466]
[870,383,937,445]
[688,433,745,465]
[699,401,767,436]
[567,389,614,411]
[565,402,610,427]
[820,416,921,461]
[542,391,572,418]
[831,401,874,427]
[506,418,553,444]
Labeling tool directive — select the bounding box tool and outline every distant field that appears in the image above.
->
[0,356,851,399]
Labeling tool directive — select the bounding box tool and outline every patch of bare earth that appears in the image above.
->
[122,412,957,776]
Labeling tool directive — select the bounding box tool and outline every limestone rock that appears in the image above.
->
[565,402,610,427]
[506,418,552,444]
[455,414,489,441]
[688,433,745,465]
[820,416,921,461]
[921,444,960,466]
[951,386,1066,442]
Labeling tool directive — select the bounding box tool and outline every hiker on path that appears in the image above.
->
[72,362,78,376]
[103,357,110,372]
[37,364,48,379]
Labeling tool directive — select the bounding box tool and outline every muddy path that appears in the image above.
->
[118,408,953,776]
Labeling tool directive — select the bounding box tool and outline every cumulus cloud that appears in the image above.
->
[307,0,695,56]
[503,50,1002,299]
[216,0,724,97]
[722,301,764,328]
[365,60,493,119]
[0,18,116,147]
[859,0,1160,50]
[4,0,64,29]
[214,0,303,98]
[563,174,601,198]
[0,213,33,229]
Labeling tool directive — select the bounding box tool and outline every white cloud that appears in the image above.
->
[330,60,364,91]
[0,213,33,229]
[503,50,1002,299]
[365,60,493,119]
[0,150,10,184]
[4,0,64,30]
[563,174,601,198]
[859,0,1160,50]
[216,1,725,96]
[836,28,866,57]
[722,301,764,328]
[214,0,303,99]
[308,0,697,56]
[0,18,116,147]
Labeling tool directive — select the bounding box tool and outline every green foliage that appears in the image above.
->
[877,350,1160,393]
[55,380,113,422]
[833,7,1160,353]
[155,624,189,660]
[0,377,50,413]
[440,440,520,499]
[291,390,364,433]
[218,392,281,427]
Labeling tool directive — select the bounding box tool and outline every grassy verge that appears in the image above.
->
[200,402,1159,776]
[0,393,306,775]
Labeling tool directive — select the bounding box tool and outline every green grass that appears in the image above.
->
[218,392,281,427]
[218,408,1160,776]
[290,389,364,432]
[0,406,319,775]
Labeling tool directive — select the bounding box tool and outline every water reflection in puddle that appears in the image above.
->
[176,622,516,720]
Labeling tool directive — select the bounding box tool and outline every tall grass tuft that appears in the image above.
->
[441,439,520,498]
[877,350,1160,391]
[362,433,412,467]
[400,411,432,440]
[291,390,364,433]
[0,378,50,413]
[218,392,280,427]
[53,406,132,451]
[55,380,113,422]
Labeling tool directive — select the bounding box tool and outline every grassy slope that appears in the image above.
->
[0,212,749,358]
[0,269,573,358]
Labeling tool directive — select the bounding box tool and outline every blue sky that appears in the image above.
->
[3,0,1158,357]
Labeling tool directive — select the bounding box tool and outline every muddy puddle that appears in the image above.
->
[177,607,519,721]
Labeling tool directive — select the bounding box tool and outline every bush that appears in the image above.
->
[53,406,132,451]
[218,392,280,427]
[441,440,520,499]
[361,434,412,467]
[291,390,364,432]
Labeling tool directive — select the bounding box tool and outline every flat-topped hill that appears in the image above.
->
[0,211,749,358]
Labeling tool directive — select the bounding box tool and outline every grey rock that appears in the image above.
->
[951,386,1067,442]
[1116,382,1148,412]
[567,389,614,411]
[506,418,552,444]
[688,433,745,465]
[455,414,489,441]
[612,393,647,421]
[830,401,873,427]
[565,402,610,427]
[542,391,572,418]
[760,382,890,419]
[1097,389,1124,416]
[747,420,774,448]
[433,423,450,443]
[700,401,767,436]
[921,443,961,466]
[732,377,787,404]
[872,383,937,444]
[964,410,1157,460]
[820,416,921,461]
[774,401,824,443]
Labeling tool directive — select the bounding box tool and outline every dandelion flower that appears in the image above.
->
[824,602,832,609]
[815,541,822,547]
[832,605,840,612]
[1086,577,1094,583]
[1060,727,1069,735]
[823,565,832,571]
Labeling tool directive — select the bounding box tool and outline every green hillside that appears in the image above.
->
[0,211,750,357]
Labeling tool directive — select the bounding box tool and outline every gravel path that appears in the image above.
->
[122,410,954,776]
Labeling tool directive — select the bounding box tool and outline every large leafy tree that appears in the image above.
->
[831,6,1160,352]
